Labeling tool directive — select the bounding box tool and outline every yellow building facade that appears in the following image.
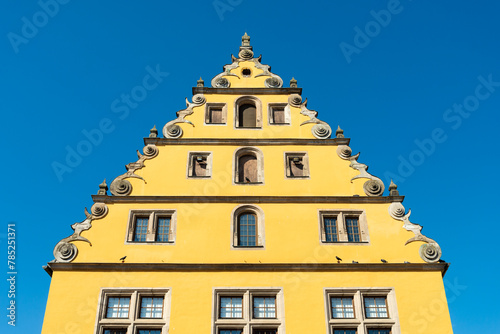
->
[42,34,453,334]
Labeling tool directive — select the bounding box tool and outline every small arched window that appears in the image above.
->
[232,205,265,248]
[237,212,257,246]
[234,147,264,184]
[235,96,262,128]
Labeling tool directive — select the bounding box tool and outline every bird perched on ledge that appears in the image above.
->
[336,256,342,263]
[120,256,127,263]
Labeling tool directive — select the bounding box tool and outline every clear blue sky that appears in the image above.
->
[2,1,499,333]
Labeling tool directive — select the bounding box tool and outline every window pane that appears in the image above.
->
[104,329,127,334]
[368,330,391,334]
[364,297,388,318]
[324,217,338,242]
[253,329,277,334]
[331,297,354,318]
[220,330,242,334]
[134,218,149,242]
[220,297,243,318]
[140,297,164,318]
[253,296,276,318]
[106,297,130,318]
[138,330,161,334]
[334,330,357,334]
[238,213,257,246]
[156,218,171,242]
[346,217,360,242]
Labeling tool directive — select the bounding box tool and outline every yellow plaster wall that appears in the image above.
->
[42,270,453,334]
[127,145,366,197]
[75,202,423,264]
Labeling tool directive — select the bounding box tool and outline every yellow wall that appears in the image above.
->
[42,270,453,334]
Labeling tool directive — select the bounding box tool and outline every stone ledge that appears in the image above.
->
[143,138,351,146]
[192,87,302,95]
[91,195,405,204]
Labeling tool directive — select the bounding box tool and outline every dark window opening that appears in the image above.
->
[239,103,257,128]
[238,155,258,183]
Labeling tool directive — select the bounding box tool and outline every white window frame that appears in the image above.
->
[187,151,213,178]
[318,210,369,244]
[324,288,400,334]
[284,152,310,178]
[231,205,265,249]
[95,288,171,334]
[212,288,285,334]
[126,210,177,244]
[268,103,291,125]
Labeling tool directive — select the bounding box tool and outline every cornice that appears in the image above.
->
[45,262,449,277]
[143,138,350,146]
[192,87,302,95]
[91,195,405,204]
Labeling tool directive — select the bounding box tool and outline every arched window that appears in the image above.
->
[232,205,265,248]
[237,212,257,246]
[235,96,262,128]
[234,147,264,184]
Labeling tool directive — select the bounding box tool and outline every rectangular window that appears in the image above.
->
[140,297,164,318]
[325,289,399,334]
[187,152,212,178]
[214,289,283,334]
[324,217,338,242]
[206,103,227,124]
[364,297,388,318]
[319,211,369,244]
[269,103,290,125]
[97,289,170,334]
[331,297,354,318]
[367,330,391,334]
[219,330,243,334]
[333,330,357,334]
[106,297,130,318]
[156,218,171,242]
[253,296,276,318]
[127,210,176,244]
[253,329,277,334]
[220,297,243,318]
[238,214,257,247]
[104,329,127,334]
[285,152,309,178]
[133,218,149,242]
[346,217,360,242]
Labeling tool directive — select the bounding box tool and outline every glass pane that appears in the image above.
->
[238,213,257,246]
[331,297,354,319]
[140,297,163,318]
[253,297,276,318]
[253,329,277,334]
[134,218,149,242]
[368,330,391,334]
[324,217,338,242]
[334,330,357,334]
[138,331,161,334]
[220,330,242,334]
[156,218,171,242]
[346,218,360,242]
[364,297,388,318]
[220,297,242,318]
[104,329,127,334]
[106,297,130,318]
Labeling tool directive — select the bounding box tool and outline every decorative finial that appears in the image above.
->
[290,77,297,88]
[98,179,108,195]
[197,77,204,87]
[336,126,344,138]
[389,180,399,196]
[149,125,158,138]
[242,32,250,47]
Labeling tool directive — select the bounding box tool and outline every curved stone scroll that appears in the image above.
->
[336,144,385,196]
[53,207,98,263]
[109,144,159,196]
[162,94,206,139]
[287,94,332,139]
[388,201,442,263]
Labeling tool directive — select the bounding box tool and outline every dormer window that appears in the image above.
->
[235,96,262,128]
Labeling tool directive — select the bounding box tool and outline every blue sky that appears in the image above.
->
[2,1,500,333]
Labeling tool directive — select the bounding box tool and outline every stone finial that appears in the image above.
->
[149,125,158,138]
[98,179,108,195]
[242,32,250,47]
[389,180,399,196]
[290,77,297,88]
[197,77,204,87]
[336,126,344,138]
